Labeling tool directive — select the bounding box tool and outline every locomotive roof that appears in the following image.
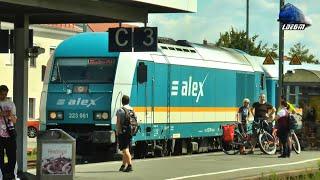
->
[55,32,119,58]
[158,42,263,72]
[54,32,264,73]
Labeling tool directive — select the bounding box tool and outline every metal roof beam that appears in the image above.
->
[132,0,197,13]
[0,0,149,22]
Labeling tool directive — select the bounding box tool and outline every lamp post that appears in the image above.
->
[246,0,249,53]
[278,0,285,107]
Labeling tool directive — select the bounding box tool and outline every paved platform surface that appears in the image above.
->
[28,151,320,180]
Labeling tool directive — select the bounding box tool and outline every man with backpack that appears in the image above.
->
[116,95,137,172]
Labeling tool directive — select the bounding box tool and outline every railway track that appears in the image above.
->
[27,160,36,169]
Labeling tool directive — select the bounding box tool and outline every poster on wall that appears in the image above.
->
[41,143,72,175]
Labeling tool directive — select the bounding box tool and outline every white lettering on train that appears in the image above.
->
[56,96,103,108]
[171,74,208,103]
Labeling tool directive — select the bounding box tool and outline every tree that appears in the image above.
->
[288,43,317,63]
[216,27,278,58]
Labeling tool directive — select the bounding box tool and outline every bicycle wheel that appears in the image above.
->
[291,132,301,154]
[258,131,277,155]
[221,131,241,155]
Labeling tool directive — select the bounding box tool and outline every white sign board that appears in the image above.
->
[41,143,72,175]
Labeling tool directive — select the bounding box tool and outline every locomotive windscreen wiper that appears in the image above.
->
[56,62,71,94]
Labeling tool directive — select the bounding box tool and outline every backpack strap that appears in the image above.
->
[121,107,128,114]
[121,107,128,120]
[0,106,11,133]
[122,107,135,116]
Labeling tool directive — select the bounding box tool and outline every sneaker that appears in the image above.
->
[286,153,291,158]
[119,164,126,171]
[278,155,286,158]
[247,150,254,155]
[123,165,133,172]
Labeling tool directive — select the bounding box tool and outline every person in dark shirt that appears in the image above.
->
[249,93,275,154]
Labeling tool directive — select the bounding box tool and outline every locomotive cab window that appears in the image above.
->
[260,73,265,90]
[50,58,117,83]
[137,62,147,84]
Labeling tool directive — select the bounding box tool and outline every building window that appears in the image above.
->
[41,65,46,81]
[286,85,300,107]
[260,74,265,90]
[50,46,56,55]
[29,98,36,119]
[5,54,14,66]
[30,57,36,68]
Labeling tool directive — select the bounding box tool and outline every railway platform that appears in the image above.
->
[26,151,320,180]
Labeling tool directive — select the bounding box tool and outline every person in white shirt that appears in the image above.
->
[0,85,18,179]
[275,101,290,158]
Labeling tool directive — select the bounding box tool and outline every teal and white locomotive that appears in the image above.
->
[40,32,269,156]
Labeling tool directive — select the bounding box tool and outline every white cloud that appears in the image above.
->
[148,0,320,58]
[253,0,277,11]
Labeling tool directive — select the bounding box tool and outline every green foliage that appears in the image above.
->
[259,167,320,180]
[288,42,318,64]
[216,27,278,58]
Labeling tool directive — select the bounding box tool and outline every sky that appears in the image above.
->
[147,0,320,59]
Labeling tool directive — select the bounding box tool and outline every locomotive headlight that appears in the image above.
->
[57,112,64,119]
[48,111,64,120]
[94,111,109,120]
[101,112,109,120]
[94,112,102,120]
[49,112,57,119]
[73,85,88,93]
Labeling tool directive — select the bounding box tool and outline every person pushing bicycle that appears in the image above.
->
[274,95,297,158]
[249,93,276,154]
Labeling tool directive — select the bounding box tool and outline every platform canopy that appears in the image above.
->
[0,0,197,175]
[0,0,196,24]
[284,69,320,85]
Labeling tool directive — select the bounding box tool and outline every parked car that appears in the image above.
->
[27,119,40,138]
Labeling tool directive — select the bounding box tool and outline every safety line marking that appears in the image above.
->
[166,157,320,180]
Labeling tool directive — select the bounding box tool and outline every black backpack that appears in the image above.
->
[121,107,139,136]
[288,114,298,130]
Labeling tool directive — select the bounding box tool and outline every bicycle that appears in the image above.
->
[221,122,253,155]
[290,130,301,154]
[221,118,277,155]
[272,128,301,154]
[252,118,277,155]
[290,113,302,154]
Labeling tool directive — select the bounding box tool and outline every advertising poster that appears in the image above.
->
[41,143,72,175]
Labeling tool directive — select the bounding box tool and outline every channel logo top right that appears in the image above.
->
[278,3,312,30]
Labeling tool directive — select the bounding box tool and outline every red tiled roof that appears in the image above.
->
[284,56,290,61]
[87,23,136,32]
[43,24,82,32]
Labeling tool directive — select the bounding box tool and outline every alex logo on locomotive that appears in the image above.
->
[56,96,103,107]
[171,74,208,103]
